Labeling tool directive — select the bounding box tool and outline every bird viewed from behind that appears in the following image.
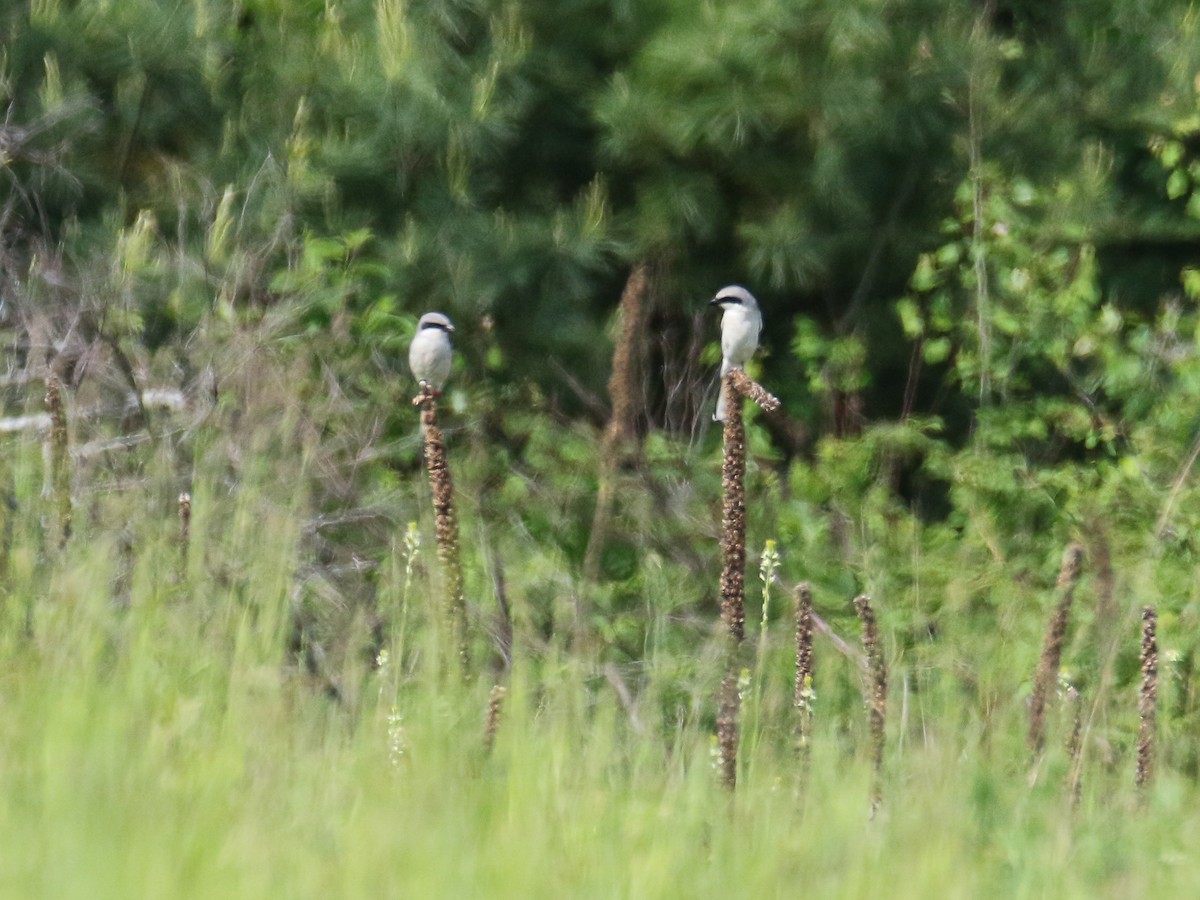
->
[409,312,455,394]
[710,286,762,421]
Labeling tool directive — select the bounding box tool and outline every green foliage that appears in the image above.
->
[7,2,1200,890]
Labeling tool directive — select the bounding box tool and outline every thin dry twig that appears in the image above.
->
[1155,431,1200,541]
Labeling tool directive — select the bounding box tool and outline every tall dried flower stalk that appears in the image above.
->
[415,386,470,675]
[483,684,508,754]
[583,263,647,585]
[45,374,71,548]
[794,582,816,760]
[1028,543,1084,755]
[719,374,748,644]
[854,595,887,817]
[716,664,740,791]
[728,368,781,413]
[714,367,779,791]
[714,373,747,792]
[1136,605,1157,794]
[178,492,192,560]
[1064,685,1083,808]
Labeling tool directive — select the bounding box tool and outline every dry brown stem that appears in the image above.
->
[794,581,816,763]
[178,492,192,558]
[854,594,887,817]
[415,386,470,675]
[1028,543,1084,755]
[728,368,780,413]
[719,374,747,644]
[717,663,740,791]
[44,373,71,547]
[1136,605,1157,794]
[794,582,815,706]
[583,263,648,586]
[483,684,508,753]
[1064,685,1083,808]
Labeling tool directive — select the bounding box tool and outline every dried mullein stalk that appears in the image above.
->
[1136,605,1157,794]
[794,582,816,760]
[728,368,781,413]
[1028,544,1084,755]
[1064,684,1083,808]
[854,594,887,818]
[45,374,71,548]
[483,684,508,754]
[415,386,470,675]
[716,663,740,792]
[715,366,780,792]
[178,492,192,560]
[719,373,747,644]
[583,263,648,586]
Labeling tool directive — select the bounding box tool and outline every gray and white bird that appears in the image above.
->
[710,285,762,421]
[408,312,455,394]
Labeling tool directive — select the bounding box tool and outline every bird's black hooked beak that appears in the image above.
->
[708,296,724,308]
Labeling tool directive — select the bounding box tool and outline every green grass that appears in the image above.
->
[0,400,1194,899]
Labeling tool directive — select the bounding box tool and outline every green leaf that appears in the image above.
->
[910,254,938,292]
[896,297,923,338]
[923,337,951,364]
[1167,168,1189,200]
[1161,140,1186,169]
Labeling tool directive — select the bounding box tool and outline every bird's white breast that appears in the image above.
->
[721,305,761,366]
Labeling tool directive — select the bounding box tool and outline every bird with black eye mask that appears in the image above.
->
[409,312,455,395]
[709,286,762,422]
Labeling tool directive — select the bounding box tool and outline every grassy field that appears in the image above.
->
[0,362,1193,900]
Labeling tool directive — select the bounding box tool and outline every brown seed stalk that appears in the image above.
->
[794,581,816,758]
[583,263,649,645]
[1028,544,1084,755]
[483,684,508,754]
[415,386,470,675]
[854,594,887,817]
[178,492,192,559]
[728,368,781,413]
[717,663,740,791]
[45,374,71,548]
[1064,685,1083,808]
[720,373,747,644]
[1136,605,1157,794]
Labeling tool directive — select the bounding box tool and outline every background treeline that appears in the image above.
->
[6,0,1200,745]
[7,0,1199,420]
